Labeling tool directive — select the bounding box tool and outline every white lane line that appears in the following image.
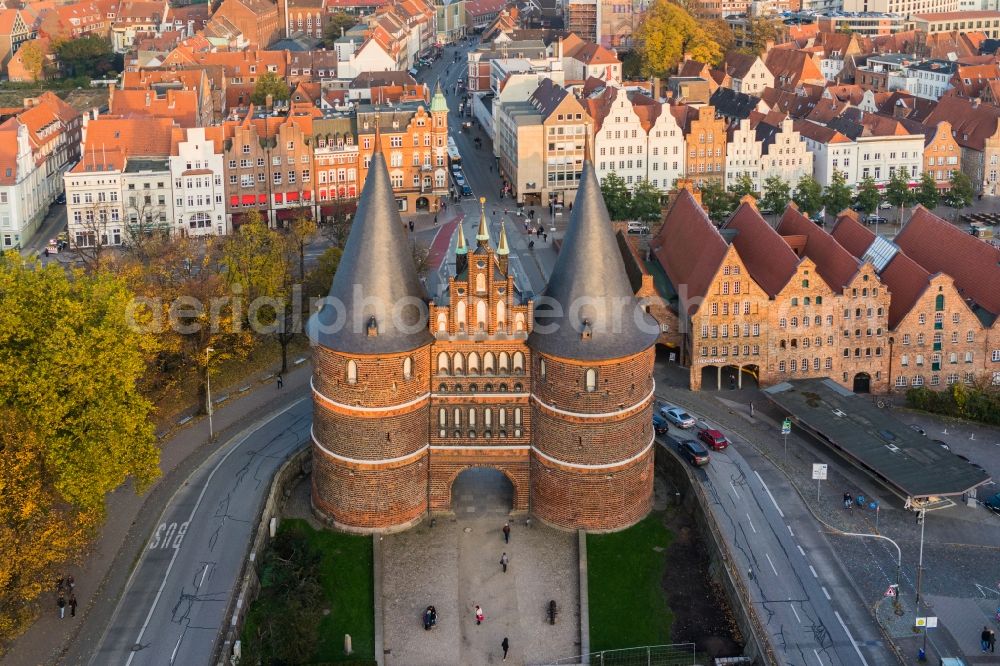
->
[790,603,802,624]
[755,470,785,518]
[809,565,819,578]
[765,552,779,576]
[835,610,871,666]
[169,635,183,664]
[125,399,305,666]
[813,648,825,665]
[797,545,807,557]
[730,481,742,500]
[198,563,209,588]
[746,513,757,534]
[822,586,832,600]
[788,525,795,537]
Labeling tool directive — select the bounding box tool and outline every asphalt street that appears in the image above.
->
[655,403,891,665]
[89,398,312,666]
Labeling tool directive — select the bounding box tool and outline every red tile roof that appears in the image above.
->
[651,189,729,312]
[893,205,1000,316]
[721,200,800,297]
[776,205,860,292]
[921,96,1000,151]
[829,211,875,258]
[880,251,933,328]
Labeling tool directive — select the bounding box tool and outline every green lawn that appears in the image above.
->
[587,512,674,653]
[241,519,375,664]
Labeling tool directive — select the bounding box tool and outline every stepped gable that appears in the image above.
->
[651,188,728,313]
[720,199,799,297]
[528,159,658,361]
[894,205,1000,317]
[309,148,433,354]
[776,205,860,291]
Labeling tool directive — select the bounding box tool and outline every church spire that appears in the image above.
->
[476,196,490,250]
[455,220,468,275]
[496,221,509,274]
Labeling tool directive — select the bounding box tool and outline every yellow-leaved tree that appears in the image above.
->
[634,0,723,78]
[0,252,160,645]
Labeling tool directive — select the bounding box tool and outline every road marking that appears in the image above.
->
[755,471,785,518]
[835,610,871,666]
[788,525,795,537]
[765,552,779,576]
[746,513,757,534]
[797,545,806,557]
[169,635,183,664]
[124,399,306,666]
[813,648,825,665]
[809,565,819,578]
[822,586,831,600]
[199,563,209,588]
[790,603,801,624]
[730,481,742,500]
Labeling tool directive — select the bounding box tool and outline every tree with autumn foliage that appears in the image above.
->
[0,253,160,643]
[634,0,723,78]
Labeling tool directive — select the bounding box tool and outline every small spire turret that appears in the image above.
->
[476,196,490,249]
[497,221,509,274]
[455,221,468,275]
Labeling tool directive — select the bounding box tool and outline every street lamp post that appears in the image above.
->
[839,529,903,612]
[916,506,927,605]
[206,346,215,442]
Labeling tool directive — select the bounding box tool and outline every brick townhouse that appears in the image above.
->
[309,148,659,533]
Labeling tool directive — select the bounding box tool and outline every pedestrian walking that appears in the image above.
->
[543,232,548,243]
[66,575,74,590]
[56,576,65,593]
[433,215,438,225]
[502,521,510,543]
[276,373,284,389]
[409,220,415,232]
[500,552,509,573]
[843,491,853,509]
[475,604,484,625]
[990,628,996,652]
[982,626,991,652]
[501,637,510,661]
[69,593,77,617]
[749,401,754,417]
[57,593,66,619]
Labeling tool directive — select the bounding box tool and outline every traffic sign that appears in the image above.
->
[885,584,898,597]
[914,616,937,627]
[781,418,791,435]
[812,463,828,480]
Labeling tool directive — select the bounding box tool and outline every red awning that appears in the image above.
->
[320,204,335,215]
[257,193,267,204]
[230,195,239,206]
[319,189,327,199]
[241,194,255,205]
[287,191,299,202]
[303,190,312,200]
[275,193,284,204]
[349,186,356,196]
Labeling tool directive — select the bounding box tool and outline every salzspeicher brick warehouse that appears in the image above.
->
[308,139,660,533]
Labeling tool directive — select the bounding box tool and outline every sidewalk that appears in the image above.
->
[4,358,314,666]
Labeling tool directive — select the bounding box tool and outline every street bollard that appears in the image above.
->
[344,634,352,656]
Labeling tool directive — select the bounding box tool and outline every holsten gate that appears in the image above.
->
[307,142,659,532]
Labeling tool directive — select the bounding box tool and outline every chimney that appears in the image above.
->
[652,76,660,101]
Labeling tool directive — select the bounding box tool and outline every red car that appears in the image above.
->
[698,428,730,451]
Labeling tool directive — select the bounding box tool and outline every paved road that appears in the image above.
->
[655,404,889,665]
[89,398,312,666]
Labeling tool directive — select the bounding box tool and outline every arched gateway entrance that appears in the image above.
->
[449,467,515,518]
[853,372,871,393]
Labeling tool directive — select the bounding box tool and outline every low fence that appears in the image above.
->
[212,444,311,665]
[534,643,697,666]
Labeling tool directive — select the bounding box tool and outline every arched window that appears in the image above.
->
[403,356,413,380]
[935,294,944,311]
[468,408,476,427]
[539,358,546,379]
[456,300,467,330]
[484,408,492,433]
[346,360,358,384]
[438,408,447,427]
[499,408,507,426]
[468,352,480,375]
[453,407,461,426]
[436,312,447,332]
[499,351,510,373]
[476,300,487,330]
[437,352,449,374]
[496,300,506,327]
[453,353,464,374]
[515,313,525,331]
[476,272,486,292]
[484,352,495,374]
[585,368,597,392]
[513,352,525,374]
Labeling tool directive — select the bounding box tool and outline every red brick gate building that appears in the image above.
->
[309,143,659,533]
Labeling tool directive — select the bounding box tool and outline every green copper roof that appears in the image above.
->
[431,81,449,113]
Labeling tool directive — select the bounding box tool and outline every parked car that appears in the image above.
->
[982,491,1000,515]
[697,428,730,451]
[54,193,66,204]
[865,214,888,225]
[626,221,650,234]
[931,439,950,451]
[909,423,926,436]
[879,201,893,210]
[660,405,696,429]
[45,238,60,254]
[652,413,668,435]
[676,439,710,466]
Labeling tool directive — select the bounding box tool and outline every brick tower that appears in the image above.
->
[527,156,659,531]
[308,141,434,533]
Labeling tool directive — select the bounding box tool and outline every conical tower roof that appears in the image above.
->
[308,150,433,354]
[455,221,468,255]
[497,221,509,256]
[527,159,658,361]
[431,81,449,113]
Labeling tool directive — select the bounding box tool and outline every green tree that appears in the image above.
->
[321,11,357,47]
[822,171,853,218]
[761,176,791,215]
[728,173,757,200]
[620,50,642,79]
[629,179,663,221]
[634,0,722,77]
[885,166,914,221]
[600,171,631,220]
[947,170,974,209]
[854,176,881,216]
[743,16,779,56]
[251,72,291,106]
[304,246,343,300]
[915,171,940,210]
[793,174,824,216]
[55,36,117,78]
[705,19,735,56]
[700,181,735,223]
[288,211,318,282]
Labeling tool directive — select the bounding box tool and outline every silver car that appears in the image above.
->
[659,406,696,429]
